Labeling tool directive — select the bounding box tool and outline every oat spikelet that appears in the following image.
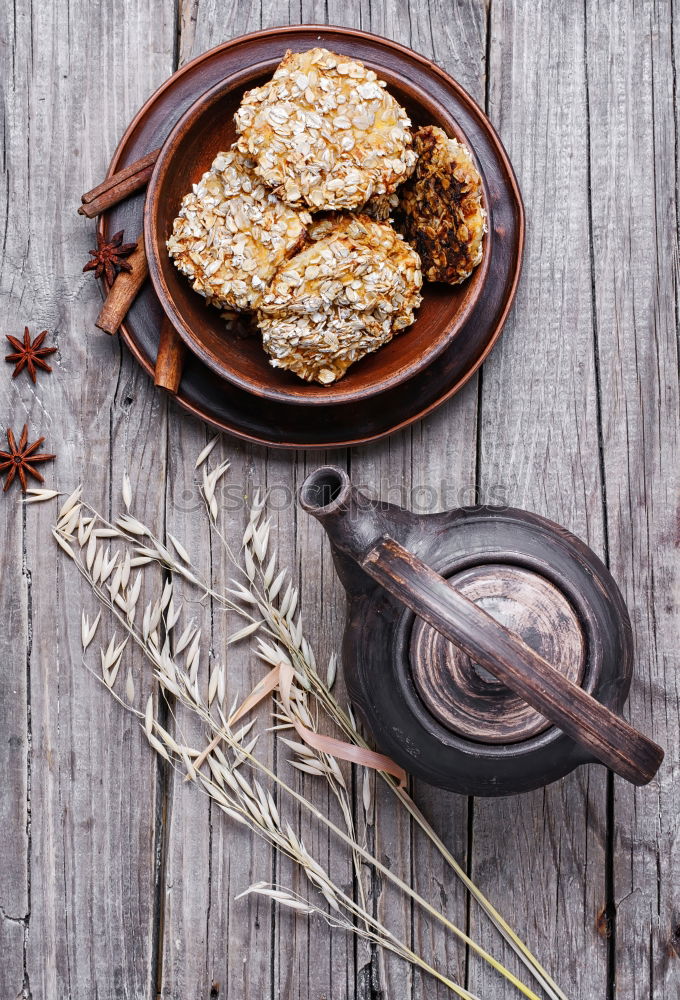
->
[81,610,102,650]
[122,471,132,511]
[194,435,220,469]
[22,488,59,503]
[58,485,82,521]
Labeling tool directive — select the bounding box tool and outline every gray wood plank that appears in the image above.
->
[154,17,277,996]
[159,429,281,1000]
[21,373,170,999]
[0,497,29,999]
[0,0,175,996]
[585,1,680,996]
[273,448,357,1000]
[470,1,610,997]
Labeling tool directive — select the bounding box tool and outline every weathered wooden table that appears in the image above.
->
[1,2,678,998]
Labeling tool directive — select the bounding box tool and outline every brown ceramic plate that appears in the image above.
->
[99,25,524,447]
[145,60,490,405]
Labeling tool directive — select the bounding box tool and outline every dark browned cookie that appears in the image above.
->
[395,125,486,284]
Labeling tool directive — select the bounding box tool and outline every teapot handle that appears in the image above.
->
[300,466,663,786]
[362,536,663,786]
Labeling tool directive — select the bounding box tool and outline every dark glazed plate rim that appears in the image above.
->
[99,24,525,449]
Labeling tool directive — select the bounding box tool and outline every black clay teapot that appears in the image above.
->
[300,467,664,796]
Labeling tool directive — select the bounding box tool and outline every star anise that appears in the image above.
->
[0,425,55,492]
[83,229,137,284]
[5,327,57,383]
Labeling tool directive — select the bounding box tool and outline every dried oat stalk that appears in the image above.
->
[41,457,564,1000]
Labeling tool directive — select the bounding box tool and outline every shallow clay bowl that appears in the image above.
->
[145,53,491,406]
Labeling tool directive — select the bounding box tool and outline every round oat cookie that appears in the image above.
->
[166,147,311,311]
[256,215,422,385]
[395,125,486,284]
[234,48,417,213]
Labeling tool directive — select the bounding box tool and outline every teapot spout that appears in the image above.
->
[299,466,398,566]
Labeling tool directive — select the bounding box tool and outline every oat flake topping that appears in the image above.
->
[166,148,311,311]
[235,48,417,213]
[257,214,422,384]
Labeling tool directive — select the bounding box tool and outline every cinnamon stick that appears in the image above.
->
[78,148,160,218]
[95,239,148,335]
[154,315,186,394]
[78,168,153,218]
[81,149,160,203]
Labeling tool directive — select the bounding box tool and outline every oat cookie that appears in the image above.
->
[235,48,417,212]
[166,148,311,311]
[257,215,422,384]
[395,125,486,284]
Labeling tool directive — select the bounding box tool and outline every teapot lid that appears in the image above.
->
[410,563,586,744]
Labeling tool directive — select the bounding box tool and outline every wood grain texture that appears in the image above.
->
[0,1,677,999]
[0,482,29,999]
[0,1,174,998]
[585,2,680,996]
[471,1,611,996]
